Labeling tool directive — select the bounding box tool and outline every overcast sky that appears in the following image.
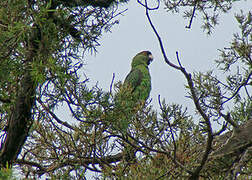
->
[83,1,251,113]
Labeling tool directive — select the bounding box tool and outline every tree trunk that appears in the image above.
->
[0,72,36,167]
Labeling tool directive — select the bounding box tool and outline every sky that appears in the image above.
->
[84,0,251,113]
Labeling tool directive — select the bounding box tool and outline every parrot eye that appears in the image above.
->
[140,51,153,65]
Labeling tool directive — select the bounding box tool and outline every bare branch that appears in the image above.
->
[142,0,181,70]
[219,112,238,129]
[213,121,228,136]
[141,2,214,178]
[37,99,74,130]
[177,55,213,180]
[109,73,115,95]
[222,71,252,104]
[185,1,197,29]
[137,0,160,10]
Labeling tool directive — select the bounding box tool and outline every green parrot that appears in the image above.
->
[123,51,153,102]
[118,51,153,161]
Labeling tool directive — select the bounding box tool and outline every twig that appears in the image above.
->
[37,98,74,130]
[15,159,45,173]
[219,112,238,129]
[213,121,228,136]
[244,85,251,101]
[158,95,177,160]
[109,73,115,95]
[113,8,128,18]
[176,51,183,68]
[155,168,173,180]
[137,0,160,10]
[0,21,7,28]
[185,1,197,29]
[222,68,252,104]
[143,0,181,70]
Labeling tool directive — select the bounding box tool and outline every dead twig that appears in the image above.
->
[185,1,197,29]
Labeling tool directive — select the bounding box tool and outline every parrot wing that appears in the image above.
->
[124,68,143,92]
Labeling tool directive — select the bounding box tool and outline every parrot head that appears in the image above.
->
[131,51,153,67]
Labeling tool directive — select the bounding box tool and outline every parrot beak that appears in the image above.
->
[148,54,154,65]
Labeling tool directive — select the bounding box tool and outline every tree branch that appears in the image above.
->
[222,71,252,104]
[16,152,125,176]
[141,1,214,178]
[185,0,197,29]
[219,112,238,129]
[37,98,75,130]
[137,0,160,10]
[57,0,116,8]
[144,0,181,70]
[158,95,177,160]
